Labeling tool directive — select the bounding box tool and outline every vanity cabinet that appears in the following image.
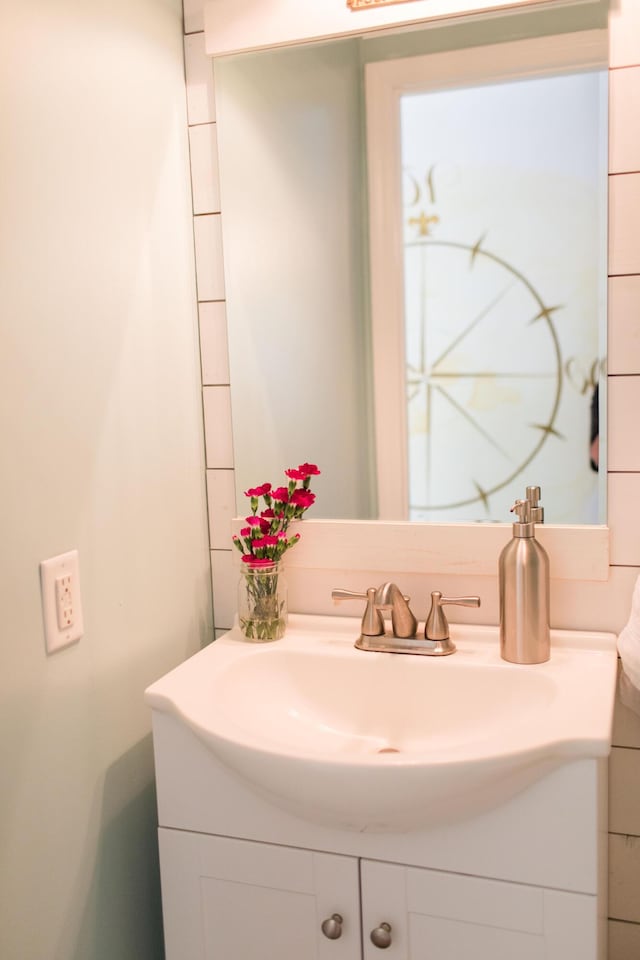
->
[158,828,597,960]
[147,617,615,960]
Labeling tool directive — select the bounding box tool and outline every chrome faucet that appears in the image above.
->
[332,584,480,656]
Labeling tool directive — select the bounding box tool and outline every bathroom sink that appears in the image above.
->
[145,614,617,831]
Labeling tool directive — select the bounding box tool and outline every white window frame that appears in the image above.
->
[365,29,608,519]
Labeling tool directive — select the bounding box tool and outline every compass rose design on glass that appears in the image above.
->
[398,67,607,523]
[404,213,563,519]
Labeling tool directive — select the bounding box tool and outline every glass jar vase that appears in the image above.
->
[237,561,288,642]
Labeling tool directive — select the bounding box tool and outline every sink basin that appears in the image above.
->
[145,614,617,832]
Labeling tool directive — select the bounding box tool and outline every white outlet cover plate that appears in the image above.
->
[40,550,84,653]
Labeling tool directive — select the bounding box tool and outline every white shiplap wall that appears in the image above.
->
[183,0,640,954]
[606,4,640,954]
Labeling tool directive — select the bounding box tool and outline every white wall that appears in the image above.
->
[0,1,212,958]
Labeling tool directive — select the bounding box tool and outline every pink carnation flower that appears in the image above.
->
[291,489,316,508]
[253,535,279,548]
[233,465,319,567]
[285,468,307,481]
[244,483,272,497]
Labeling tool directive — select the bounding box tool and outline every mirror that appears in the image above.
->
[214,2,609,524]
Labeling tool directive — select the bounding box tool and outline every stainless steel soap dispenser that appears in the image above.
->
[499,497,550,664]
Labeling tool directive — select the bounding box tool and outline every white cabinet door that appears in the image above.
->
[361,860,599,960]
[159,828,361,960]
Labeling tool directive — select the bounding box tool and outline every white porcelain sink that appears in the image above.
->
[145,614,617,831]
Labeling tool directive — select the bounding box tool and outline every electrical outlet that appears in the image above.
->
[40,550,84,653]
[55,574,74,629]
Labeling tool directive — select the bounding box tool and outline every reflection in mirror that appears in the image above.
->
[214,7,608,523]
[366,35,608,523]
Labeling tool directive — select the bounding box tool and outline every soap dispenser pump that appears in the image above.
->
[499,497,550,664]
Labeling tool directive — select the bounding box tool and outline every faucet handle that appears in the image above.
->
[332,587,384,636]
[425,591,481,645]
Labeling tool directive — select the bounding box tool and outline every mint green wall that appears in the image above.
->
[216,39,376,519]
[0,2,213,958]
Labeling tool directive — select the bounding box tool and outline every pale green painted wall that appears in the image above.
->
[0,1,213,958]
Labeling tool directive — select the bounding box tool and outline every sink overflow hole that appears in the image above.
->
[377,747,400,754]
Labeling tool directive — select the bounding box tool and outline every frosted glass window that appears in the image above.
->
[400,69,607,523]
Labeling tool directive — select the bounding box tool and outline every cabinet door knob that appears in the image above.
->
[321,913,343,939]
[370,922,392,948]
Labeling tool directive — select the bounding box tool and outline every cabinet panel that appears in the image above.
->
[543,889,599,960]
[409,914,544,959]
[201,879,318,957]
[361,859,598,960]
[361,862,408,959]
[405,863,544,933]
[159,828,361,960]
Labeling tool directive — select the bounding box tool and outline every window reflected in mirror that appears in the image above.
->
[397,69,608,522]
[367,32,608,524]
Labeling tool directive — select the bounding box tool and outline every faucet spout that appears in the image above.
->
[374,582,418,639]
